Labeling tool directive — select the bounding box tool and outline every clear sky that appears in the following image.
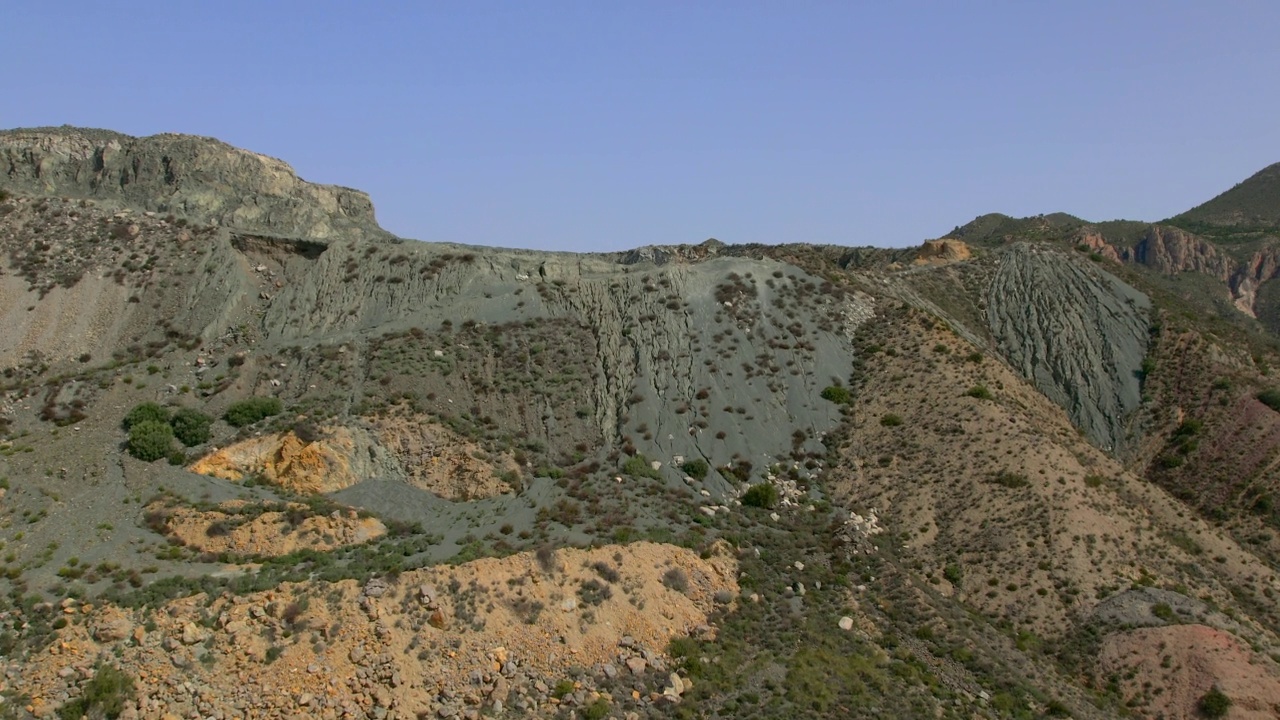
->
[3,2,1279,251]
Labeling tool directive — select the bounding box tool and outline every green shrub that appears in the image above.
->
[1173,419,1202,438]
[170,407,212,446]
[990,470,1029,489]
[551,679,575,699]
[1140,356,1157,378]
[1151,602,1176,622]
[1259,388,1280,411]
[123,402,169,430]
[127,421,174,462]
[943,563,962,584]
[583,698,611,720]
[880,413,903,427]
[820,385,852,404]
[1044,699,1071,717]
[680,458,709,480]
[621,454,661,480]
[57,664,135,720]
[742,482,778,508]
[1198,687,1231,718]
[964,385,993,400]
[224,397,283,428]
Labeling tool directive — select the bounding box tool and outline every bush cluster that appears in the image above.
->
[224,397,283,428]
[127,421,174,462]
[123,403,214,461]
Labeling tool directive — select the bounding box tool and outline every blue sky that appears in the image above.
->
[4,2,1279,251]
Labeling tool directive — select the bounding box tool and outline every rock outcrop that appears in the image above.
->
[986,244,1150,453]
[0,127,386,241]
[1122,225,1235,280]
[913,238,972,265]
[189,426,402,494]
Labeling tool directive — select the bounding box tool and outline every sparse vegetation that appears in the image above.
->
[57,664,135,720]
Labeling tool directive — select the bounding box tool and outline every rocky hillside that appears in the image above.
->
[0,127,386,241]
[2,128,1280,719]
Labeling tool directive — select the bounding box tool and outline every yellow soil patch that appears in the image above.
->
[189,426,364,494]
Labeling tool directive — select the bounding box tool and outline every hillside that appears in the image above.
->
[2,128,1280,719]
[1170,162,1280,237]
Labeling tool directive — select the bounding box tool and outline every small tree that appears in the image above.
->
[122,402,169,430]
[170,407,212,446]
[1198,687,1231,718]
[127,421,174,462]
[680,458,710,480]
[742,482,779,508]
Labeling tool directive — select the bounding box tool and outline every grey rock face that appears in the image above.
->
[986,244,1150,453]
[0,126,385,241]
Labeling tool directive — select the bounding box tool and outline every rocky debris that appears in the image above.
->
[153,499,386,556]
[372,415,517,500]
[0,126,386,241]
[913,239,972,265]
[90,609,135,643]
[19,541,736,719]
[833,508,885,557]
[986,243,1150,453]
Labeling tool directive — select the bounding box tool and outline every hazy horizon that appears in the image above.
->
[3,2,1278,251]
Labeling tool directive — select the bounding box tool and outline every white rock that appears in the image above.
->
[838,616,854,631]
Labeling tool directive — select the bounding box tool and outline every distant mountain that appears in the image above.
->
[1169,161,1280,237]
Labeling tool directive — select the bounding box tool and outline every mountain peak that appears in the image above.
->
[1169,161,1280,232]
